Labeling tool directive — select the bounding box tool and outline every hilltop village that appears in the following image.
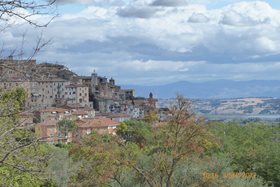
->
[0,58,158,143]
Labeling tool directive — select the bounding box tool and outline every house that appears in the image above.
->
[36,119,59,144]
[65,84,91,107]
[0,58,157,120]
[97,113,131,122]
[35,106,95,123]
[36,117,119,143]
[19,112,34,127]
[75,117,120,139]
[0,59,91,109]
[35,107,71,122]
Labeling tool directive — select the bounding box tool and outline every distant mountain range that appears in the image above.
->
[122,80,280,99]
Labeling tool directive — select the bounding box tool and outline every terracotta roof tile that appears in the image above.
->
[76,117,119,128]
[37,119,58,127]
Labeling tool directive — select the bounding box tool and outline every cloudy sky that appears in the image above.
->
[1,0,280,85]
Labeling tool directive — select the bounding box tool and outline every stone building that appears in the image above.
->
[0,58,157,119]
[35,106,95,123]
[80,72,135,113]
[36,117,119,144]
[0,58,36,81]
[65,84,90,107]
[75,117,120,139]
[0,58,91,110]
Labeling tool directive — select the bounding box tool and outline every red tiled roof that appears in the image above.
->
[76,117,119,128]
[71,110,88,115]
[37,119,58,127]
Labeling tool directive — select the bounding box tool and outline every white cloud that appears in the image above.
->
[120,60,206,72]
[188,13,209,23]
[117,7,158,18]
[2,1,280,85]
[151,0,188,7]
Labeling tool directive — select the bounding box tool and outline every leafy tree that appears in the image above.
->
[45,146,79,187]
[116,120,153,148]
[69,132,126,186]
[125,96,216,187]
[70,96,217,187]
[57,119,77,143]
[0,1,63,186]
[0,88,54,186]
[209,121,280,186]
[69,96,269,187]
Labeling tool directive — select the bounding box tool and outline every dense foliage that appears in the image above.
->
[0,92,279,186]
[209,122,280,186]
[0,88,54,186]
[66,97,278,187]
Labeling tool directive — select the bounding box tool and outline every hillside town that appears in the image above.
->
[0,58,158,143]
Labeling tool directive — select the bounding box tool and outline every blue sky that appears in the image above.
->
[57,0,280,12]
[2,0,280,85]
[207,0,280,9]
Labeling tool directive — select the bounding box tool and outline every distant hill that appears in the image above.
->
[122,80,280,99]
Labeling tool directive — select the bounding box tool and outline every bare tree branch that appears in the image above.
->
[0,0,57,27]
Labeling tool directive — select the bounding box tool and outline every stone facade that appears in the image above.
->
[0,58,157,119]
[65,84,90,107]
[80,72,137,113]
[35,106,95,123]
[36,117,119,144]
[0,59,91,109]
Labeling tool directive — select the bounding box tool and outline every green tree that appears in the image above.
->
[69,132,127,186]
[116,120,153,148]
[57,119,77,143]
[69,96,269,187]
[0,88,54,186]
[209,121,280,186]
[46,146,79,187]
[124,96,215,187]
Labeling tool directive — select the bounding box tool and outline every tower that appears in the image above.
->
[91,70,98,86]
[109,77,115,85]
